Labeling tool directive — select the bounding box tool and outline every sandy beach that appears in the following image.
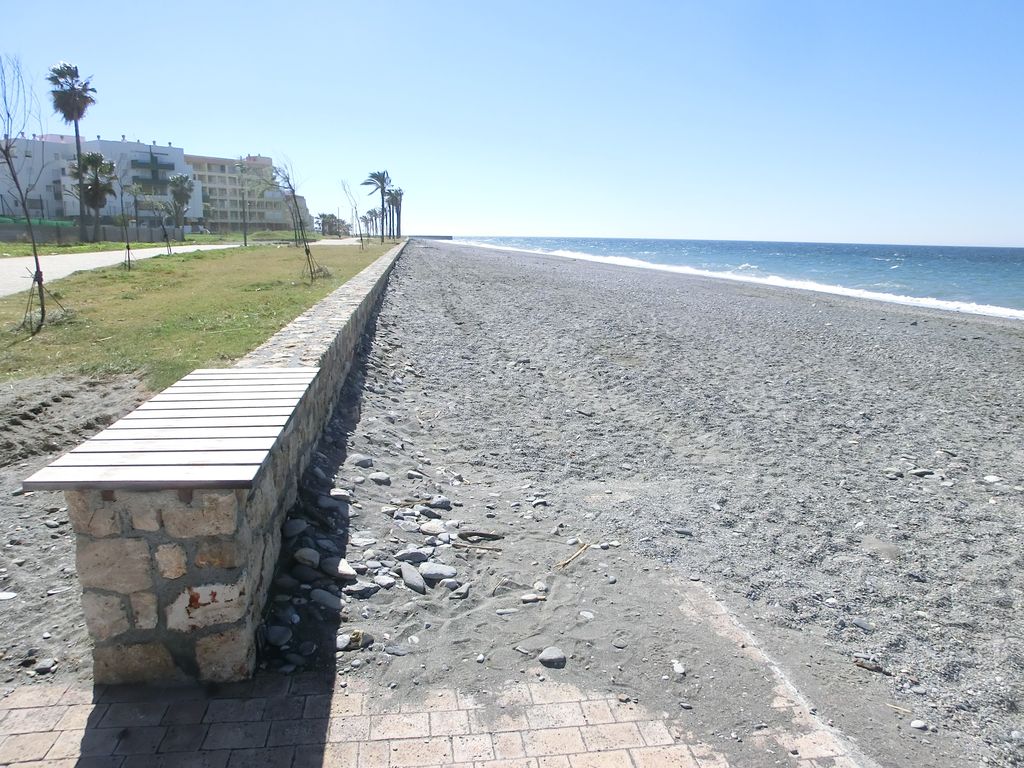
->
[1,239,1022,766]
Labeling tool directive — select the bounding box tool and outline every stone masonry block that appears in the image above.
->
[78,538,152,594]
[81,591,130,641]
[195,539,242,569]
[156,544,187,579]
[130,505,161,531]
[93,642,179,685]
[166,578,248,632]
[131,591,158,630]
[163,491,239,538]
[65,490,119,537]
[195,622,255,682]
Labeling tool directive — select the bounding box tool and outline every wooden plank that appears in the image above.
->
[171,378,315,387]
[188,368,315,375]
[161,384,311,395]
[71,437,279,452]
[110,416,290,429]
[150,392,306,402]
[123,407,296,419]
[52,450,268,467]
[92,426,284,440]
[23,464,261,490]
[134,399,299,411]
[137,398,302,410]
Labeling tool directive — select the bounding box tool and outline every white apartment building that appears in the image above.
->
[186,153,312,233]
[0,134,202,225]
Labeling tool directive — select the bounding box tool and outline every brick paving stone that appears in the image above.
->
[525,703,587,730]
[0,731,59,762]
[579,723,645,752]
[0,685,69,709]
[207,680,253,699]
[476,759,539,768]
[267,717,330,746]
[401,688,459,713]
[687,743,729,768]
[263,695,306,721]
[631,744,701,768]
[452,733,495,762]
[289,672,334,696]
[99,702,168,728]
[358,739,391,766]
[299,742,358,767]
[46,727,121,759]
[328,714,372,742]
[249,675,291,698]
[203,697,266,723]
[529,684,582,705]
[610,702,644,723]
[226,745,296,767]
[201,721,270,750]
[579,699,615,725]
[12,759,80,768]
[524,727,587,757]
[158,724,208,753]
[59,686,99,706]
[54,703,105,731]
[430,709,471,736]
[330,692,366,716]
[469,708,531,734]
[1,705,69,734]
[494,684,533,708]
[636,720,675,746]
[371,712,431,740]
[122,751,230,768]
[302,693,333,719]
[66,757,126,768]
[456,691,484,710]
[537,758,572,768]
[493,731,527,759]
[113,726,167,755]
[389,735,455,766]
[161,699,209,725]
[569,751,636,768]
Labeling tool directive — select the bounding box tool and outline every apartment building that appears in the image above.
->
[186,153,312,233]
[0,134,202,225]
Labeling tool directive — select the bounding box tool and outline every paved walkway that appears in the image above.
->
[0,244,240,298]
[0,674,861,767]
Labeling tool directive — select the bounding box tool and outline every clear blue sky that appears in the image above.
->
[5,1,1023,246]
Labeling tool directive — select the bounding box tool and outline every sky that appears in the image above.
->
[3,1,1024,246]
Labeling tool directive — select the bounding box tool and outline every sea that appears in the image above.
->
[454,237,1024,321]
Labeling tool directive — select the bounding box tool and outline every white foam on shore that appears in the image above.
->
[454,240,1024,321]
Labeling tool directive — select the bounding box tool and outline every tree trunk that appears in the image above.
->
[73,119,87,241]
[397,205,401,238]
[93,207,101,242]
[379,190,385,243]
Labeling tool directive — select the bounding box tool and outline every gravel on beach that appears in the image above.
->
[1,240,1021,766]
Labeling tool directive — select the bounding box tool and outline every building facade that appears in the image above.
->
[185,154,312,233]
[0,134,202,226]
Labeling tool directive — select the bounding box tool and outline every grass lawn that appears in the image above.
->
[0,233,245,259]
[0,242,393,390]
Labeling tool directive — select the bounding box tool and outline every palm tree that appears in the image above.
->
[70,152,116,242]
[388,188,404,238]
[47,62,95,242]
[168,174,194,229]
[361,170,390,243]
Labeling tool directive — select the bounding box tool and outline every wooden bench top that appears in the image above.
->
[23,367,317,491]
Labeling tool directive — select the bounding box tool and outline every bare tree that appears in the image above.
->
[276,163,328,283]
[341,179,364,250]
[0,55,48,333]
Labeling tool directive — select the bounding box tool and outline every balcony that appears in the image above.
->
[130,159,175,171]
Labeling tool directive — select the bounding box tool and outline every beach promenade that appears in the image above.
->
[0,241,1020,767]
[0,243,240,298]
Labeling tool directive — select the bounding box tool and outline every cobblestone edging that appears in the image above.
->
[66,241,406,684]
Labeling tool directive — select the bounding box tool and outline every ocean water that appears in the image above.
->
[455,237,1024,320]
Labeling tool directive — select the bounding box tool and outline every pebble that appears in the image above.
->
[495,608,519,616]
[419,520,446,536]
[401,563,427,594]
[321,557,357,581]
[419,562,457,581]
[395,548,431,563]
[349,535,377,548]
[310,589,342,611]
[348,454,374,468]
[374,574,396,590]
[852,618,875,633]
[428,495,452,510]
[342,581,380,599]
[266,626,293,647]
[521,593,543,604]
[34,658,56,674]
[476,654,486,663]
[384,645,410,656]
[369,472,392,485]
[910,720,928,731]
[449,583,470,600]
[579,611,594,620]
[538,646,567,668]
[282,519,308,538]
[0,592,17,601]
[294,548,320,568]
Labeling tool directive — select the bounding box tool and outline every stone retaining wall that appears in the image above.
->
[66,241,406,684]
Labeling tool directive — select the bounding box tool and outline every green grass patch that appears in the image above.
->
[0,242,392,390]
[250,230,323,242]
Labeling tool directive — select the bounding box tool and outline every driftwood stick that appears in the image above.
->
[556,541,590,569]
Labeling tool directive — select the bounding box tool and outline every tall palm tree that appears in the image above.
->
[47,62,95,242]
[70,152,116,242]
[388,188,404,238]
[168,174,194,228]
[361,170,390,243]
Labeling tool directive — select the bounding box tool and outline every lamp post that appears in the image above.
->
[235,160,248,247]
